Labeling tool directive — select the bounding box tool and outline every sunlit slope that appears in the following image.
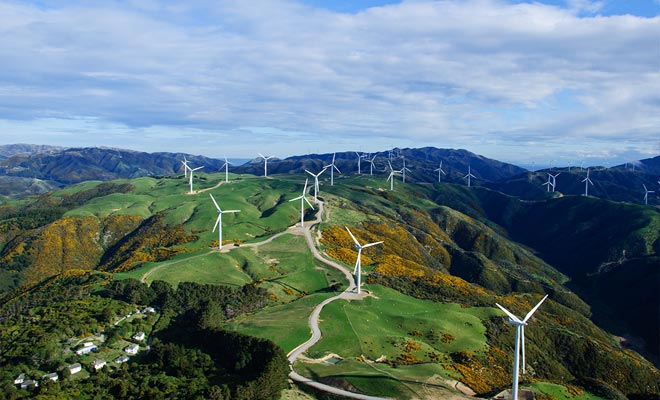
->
[0,174,312,291]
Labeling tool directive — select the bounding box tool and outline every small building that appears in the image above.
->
[42,372,59,382]
[143,307,156,314]
[91,359,106,371]
[76,342,97,355]
[124,343,139,355]
[20,379,38,389]
[115,355,130,364]
[66,363,82,375]
[14,373,25,385]
[132,331,145,341]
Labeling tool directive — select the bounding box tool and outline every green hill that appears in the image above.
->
[1,172,659,398]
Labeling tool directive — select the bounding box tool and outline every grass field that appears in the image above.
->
[526,382,608,400]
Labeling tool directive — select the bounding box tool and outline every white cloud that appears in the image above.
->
[0,0,658,162]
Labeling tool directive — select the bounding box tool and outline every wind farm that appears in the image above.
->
[1,145,659,400]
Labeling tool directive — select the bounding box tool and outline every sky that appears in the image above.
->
[0,0,659,167]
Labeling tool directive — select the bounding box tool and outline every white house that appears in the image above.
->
[143,307,156,313]
[75,342,97,355]
[14,373,25,385]
[66,363,82,375]
[115,355,130,364]
[124,343,139,355]
[132,331,145,341]
[42,373,58,382]
[91,359,106,371]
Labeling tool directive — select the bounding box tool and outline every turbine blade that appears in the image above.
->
[212,215,221,232]
[224,210,241,213]
[362,241,383,248]
[345,227,360,246]
[209,194,220,210]
[523,294,549,323]
[304,197,314,209]
[289,196,303,202]
[495,303,522,323]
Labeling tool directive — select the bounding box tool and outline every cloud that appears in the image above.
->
[0,0,658,161]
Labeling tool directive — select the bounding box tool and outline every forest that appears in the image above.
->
[0,274,288,399]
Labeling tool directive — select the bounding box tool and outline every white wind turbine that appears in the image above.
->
[188,165,204,194]
[345,227,383,295]
[181,156,189,178]
[550,172,560,192]
[643,184,655,205]
[355,152,364,175]
[305,167,327,202]
[289,178,314,227]
[464,166,476,187]
[582,168,593,196]
[209,194,240,250]
[324,153,341,186]
[495,295,549,400]
[258,153,274,177]
[434,160,446,183]
[401,157,411,183]
[367,154,377,175]
[542,174,553,192]
[221,157,232,183]
[386,161,401,191]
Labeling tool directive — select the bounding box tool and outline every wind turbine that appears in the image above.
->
[324,153,341,186]
[464,166,476,187]
[188,165,203,194]
[434,160,446,183]
[550,172,560,192]
[495,295,549,400]
[258,153,274,177]
[289,178,314,227]
[367,154,377,176]
[345,227,382,295]
[181,156,189,178]
[542,174,553,192]
[209,194,240,250]
[386,161,401,191]
[355,152,364,175]
[401,157,411,183]
[305,167,326,202]
[643,184,655,205]
[582,168,593,196]
[221,157,232,183]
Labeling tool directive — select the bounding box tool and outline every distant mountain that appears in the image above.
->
[0,147,226,186]
[0,143,65,158]
[486,166,660,203]
[234,147,528,182]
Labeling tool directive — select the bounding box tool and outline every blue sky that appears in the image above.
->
[0,0,658,167]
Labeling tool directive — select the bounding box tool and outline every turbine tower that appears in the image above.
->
[464,166,476,187]
[289,178,314,227]
[434,160,446,183]
[305,167,327,202]
[188,165,204,194]
[258,153,274,177]
[582,168,593,196]
[210,194,240,250]
[221,157,232,183]
[324,153,341,186]
[643,184,655,205]
[345,227,383,295]
[495,295,549,400]
[542,174,553,192]
[386,161,401,191]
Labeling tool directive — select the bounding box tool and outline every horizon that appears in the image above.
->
[1,0,659,166]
